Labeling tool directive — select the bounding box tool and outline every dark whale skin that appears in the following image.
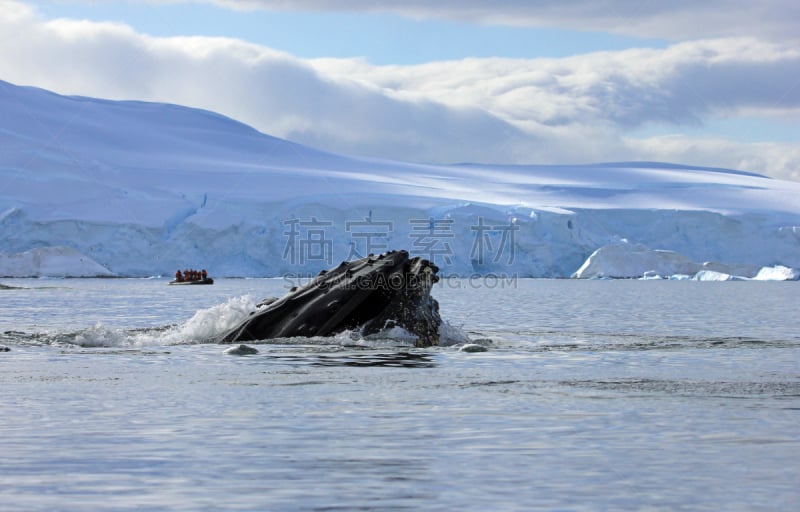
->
[218,250,442,347]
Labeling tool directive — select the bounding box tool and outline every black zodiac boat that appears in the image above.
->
[169,277,214,285]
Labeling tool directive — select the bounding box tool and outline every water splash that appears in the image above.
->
[2,294,475,350]
[1,295,259,348]
[158,294,258,345]
[438,320,472,346]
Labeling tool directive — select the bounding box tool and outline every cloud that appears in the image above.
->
[0,1,532,164]
[306,40,800,178]
[206,0,800,41]
[0,0,798,181]
[311,38,800,128]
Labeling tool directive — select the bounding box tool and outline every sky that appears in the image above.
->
[1,0,799,181]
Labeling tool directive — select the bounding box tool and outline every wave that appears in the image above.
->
[470,328,800,352]
[1,294,475,349]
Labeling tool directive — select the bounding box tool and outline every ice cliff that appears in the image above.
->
[1,79,799,278]
[0,246,114,278]
[572,241,798,280]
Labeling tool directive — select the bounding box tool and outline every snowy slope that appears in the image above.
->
[1,79,799,277]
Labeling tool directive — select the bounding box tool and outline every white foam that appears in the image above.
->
[158,295,258,345]
[68,323,130,348]
[63,295,261,348]
[28,294,470,349]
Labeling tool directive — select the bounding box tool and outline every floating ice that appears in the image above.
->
[573,242,800,281]
[752,265,800,281]
[573,242,698,279]
[0,246,114,278]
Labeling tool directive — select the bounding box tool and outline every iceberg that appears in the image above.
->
[752,265,800,281]
[572,243,800,281]
[1,79,800,278]
[0,246,115,278]
[572,242,699,279]
[691,270,747,281]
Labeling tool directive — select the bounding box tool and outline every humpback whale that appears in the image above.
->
[218,250,443,347]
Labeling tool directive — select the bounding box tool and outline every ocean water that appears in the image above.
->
[1,278,798,511]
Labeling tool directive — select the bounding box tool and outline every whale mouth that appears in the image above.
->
[218,250,443,347]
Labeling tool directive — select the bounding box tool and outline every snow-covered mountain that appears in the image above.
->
[1,79,799,278]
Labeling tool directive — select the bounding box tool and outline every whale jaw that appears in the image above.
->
[218,250,442,347]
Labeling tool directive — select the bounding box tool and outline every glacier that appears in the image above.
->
[0,246,113,278]
[1,79,799,279]
[572,242,797,281]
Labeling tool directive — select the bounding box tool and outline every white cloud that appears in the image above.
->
[0,1,531,164]
[0,0,798,181]
[312,38,800,128]
[206,0,800,41]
